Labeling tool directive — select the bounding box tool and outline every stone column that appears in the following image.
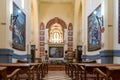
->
[100,0,114,63]
[103,0,114,49]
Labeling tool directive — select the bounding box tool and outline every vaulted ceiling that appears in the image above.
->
[38,0,74,3]
[37,0,75,22]
[37,0,75,7]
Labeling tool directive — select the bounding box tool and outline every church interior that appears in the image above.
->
[0,0,120,80]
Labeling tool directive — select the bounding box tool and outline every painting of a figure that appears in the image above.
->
[88,5,102,51]
[12,2,26,51]
[49,47,63,58]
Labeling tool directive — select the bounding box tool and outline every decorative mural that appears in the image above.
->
[12,2,26,51]
[88,5,102,51]
[68,32,73,36]
[40,22,45,55]
[68,23,73,52]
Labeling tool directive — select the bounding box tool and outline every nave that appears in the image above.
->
[43,71,71,80]
[0,0,120,80]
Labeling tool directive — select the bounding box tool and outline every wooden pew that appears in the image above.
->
[29,63,42,80]
[78,63,120,80]
[94,68,107,80]
[94,65,120,80]
[71,63,109,80]
[0,63,31,80]
[65,63,68,74]
[78,64,99,80]
[67,63,120,80]
[0,62,48,80]
[29,62,48,80]
[28,62,48,80]
[0,67,7,80]
[0,66,20,80]
[37,63,43,80]
[17,61,44,80]
[105,65,120,80]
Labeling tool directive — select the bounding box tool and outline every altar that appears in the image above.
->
[47,59,65,71]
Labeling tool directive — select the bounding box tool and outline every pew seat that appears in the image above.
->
[1,68,21,80]
[94,68,107,80]
[7,68,20,79]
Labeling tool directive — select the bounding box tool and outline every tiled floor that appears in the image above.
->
[43,71,72,80]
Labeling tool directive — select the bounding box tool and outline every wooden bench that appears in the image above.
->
[70,63,120,80]
[0,63,31,80]
[0,63,48,80]
[0,67,20,80]
[94,68,107,80]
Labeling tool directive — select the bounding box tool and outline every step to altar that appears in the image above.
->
[48,64,65,71]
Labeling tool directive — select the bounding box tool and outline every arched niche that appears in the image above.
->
[46,17,67,44]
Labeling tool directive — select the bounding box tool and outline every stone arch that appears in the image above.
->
[46,17,67,29]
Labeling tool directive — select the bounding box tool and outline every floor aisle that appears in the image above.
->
[43,71,72,80]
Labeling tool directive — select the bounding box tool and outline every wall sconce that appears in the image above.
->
[65,50,68,54]
[45,50,47,54]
